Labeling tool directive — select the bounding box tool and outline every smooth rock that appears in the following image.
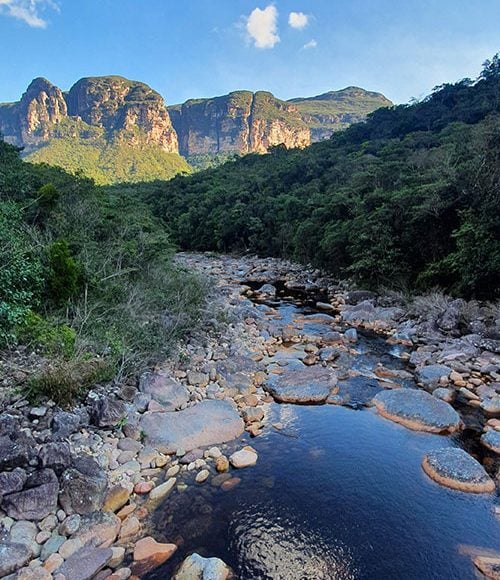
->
[173,552,232,580]
[229,448,258,468]
[141,400,244,454]
[103,486,131,513]
[149,478,176,501]
[73,512,121,548]
[131,536,177,576]
[265,366,337,404]
[139,373,190,410]
[422,448,495,493]
[416,365,452,391]
[55,545,113,580]
[373,389,461,433]
[195,469,210,483]
[481,430,500,454]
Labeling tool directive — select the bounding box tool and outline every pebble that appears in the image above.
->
[134,481,154,494]
[149,478,176,501]
[229,447,258,468]
[195,469,210,483]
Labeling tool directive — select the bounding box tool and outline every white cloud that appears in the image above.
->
[289,11,309,30]
[302,39,317,50]
[246,5,280,49]
[0,0,59,28]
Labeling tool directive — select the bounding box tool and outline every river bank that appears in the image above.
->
[0,252,499,579]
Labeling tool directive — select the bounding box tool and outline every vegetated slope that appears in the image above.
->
[142,56,500,299]
[0,137,205,402]
[0,76,190,184]
[289,86,393,141]
[26,121,192,185]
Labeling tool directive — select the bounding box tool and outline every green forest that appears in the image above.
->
[0,139,206,403]
[138,56,499,299]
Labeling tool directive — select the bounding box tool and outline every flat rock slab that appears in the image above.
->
[373,389,461,433]
[265,366,337,404]
[422,448,495,493]
[141,400,244,454]
[481,430,500,454]
[56,545,113,580]
[139,372,190,410]
[327,376,383,409]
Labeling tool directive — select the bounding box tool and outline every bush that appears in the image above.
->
[46,240,80,305]
[27,357,115,406]
[0,202,44,346]
[17,311,76,358]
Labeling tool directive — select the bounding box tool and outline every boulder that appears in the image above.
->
[173,553,232,580]
[265,366,336,404]
[0,434,34,470]
[0,467,27,498]
[39,442,71,474]
[3,468,59,521]
[131,536,177,576]
[55,545,113,580]
[327,376,383,409]
[73,511,121,547]
[139,372,190,410]
[0,542,32,577]
[416,364,452,391]
[422,448,495,493]
[140,400,244,454]
[59,456,107,514]
[230,448,258,468]
[345,290,376,305]
[481,430,500,454]
[51,411,80,440]
[373,389,461,433]
[436,299,465,332]
[89,397,126,428]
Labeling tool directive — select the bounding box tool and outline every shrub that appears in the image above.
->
[0,202,44,345]
[17,311,76,358]
[27,357,115,406]
[47,240,80,305]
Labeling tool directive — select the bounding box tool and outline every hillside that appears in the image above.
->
[289,86,393,141]
[141,56,500,299]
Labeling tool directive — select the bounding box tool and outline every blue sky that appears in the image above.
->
[0,0,498,105]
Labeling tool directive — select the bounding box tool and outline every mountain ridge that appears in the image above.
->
[0,76,392,181]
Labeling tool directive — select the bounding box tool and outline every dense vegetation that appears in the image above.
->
[26,118,191,185]
[0,139,206,403]
[141,56,500,299]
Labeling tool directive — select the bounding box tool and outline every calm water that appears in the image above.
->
[148,299,499,580]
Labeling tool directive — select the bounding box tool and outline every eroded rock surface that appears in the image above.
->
[373,389,461,433]
[141,400,244,453]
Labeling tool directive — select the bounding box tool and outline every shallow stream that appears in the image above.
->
[148,294,499,579]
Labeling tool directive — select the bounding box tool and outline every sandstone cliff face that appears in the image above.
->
[0,78,392,164]
[170,90,311,157]
[0,78,67,147]
[0,76,178,153]
[66,77,178,152]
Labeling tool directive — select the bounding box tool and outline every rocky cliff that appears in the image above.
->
[0,75,178,153]
[0,77,392,178]
[169,90,310,158]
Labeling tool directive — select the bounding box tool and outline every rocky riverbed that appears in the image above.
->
[0,252,499,579]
